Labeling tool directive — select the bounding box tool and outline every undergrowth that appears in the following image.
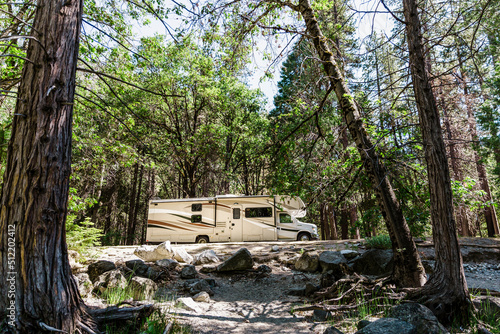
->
[364,235,392,249]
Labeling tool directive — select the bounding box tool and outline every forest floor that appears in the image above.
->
[87,237,500,334]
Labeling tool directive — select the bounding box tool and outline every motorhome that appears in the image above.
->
[146,195,318,243]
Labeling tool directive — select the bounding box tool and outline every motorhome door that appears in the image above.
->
[229,206,243,242]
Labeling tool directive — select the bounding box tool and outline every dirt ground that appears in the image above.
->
[93,238,500,334]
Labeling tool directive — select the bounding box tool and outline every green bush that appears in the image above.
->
[364,235,392,249]
[66,216,104,255]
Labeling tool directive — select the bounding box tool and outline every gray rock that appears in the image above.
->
[355,318,416,334]
[321,271,337,288]
[173,247,193,264]
[271,245,280,252]
[388,303,448,334]
[313,309,332,322]
[193,291,211,302]
[357,320,371,330]
[352,249,393,277]
[473,296,500,319]
[155,258,179,270]
[319,251,349,277]
[192,250,219,265]
[155,241,175,258]
[257,264,272,274]
[88,260,116,282]
[200,264,218,273]
[294,251,319,272]
[93,269,127,294]
[74,273,92,298]
[181,265,198,279]
[305,282,320,296]
[134,245,164,262]
[323,326,345,334]
[125,259,160,280]
[217,248,253,272]
[129,276,157,300]
[340,249,359,260]
[176,297,202,313]
[186,279,214,296]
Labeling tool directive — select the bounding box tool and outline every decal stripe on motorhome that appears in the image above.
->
[147,224,174,231]
[147,220,194,231]
[279,227,301,232]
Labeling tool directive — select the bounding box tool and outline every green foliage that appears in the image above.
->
[364,235,392,250]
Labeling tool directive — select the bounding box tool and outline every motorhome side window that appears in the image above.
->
[191,215,202,223]
[245,207,272,218]
[191,204,202,212]
[233,208,240,219]
[280,213,292,223]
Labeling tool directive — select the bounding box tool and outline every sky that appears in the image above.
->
[132,0,393,111]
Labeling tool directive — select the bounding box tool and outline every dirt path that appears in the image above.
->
[92,238,500,334]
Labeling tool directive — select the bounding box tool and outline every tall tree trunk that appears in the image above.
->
[126,163,139,245]
[402,0,471,324]
[130,165,144,245]
[0,0,94,332]
[349,205,360,239]
[289,0,426,288]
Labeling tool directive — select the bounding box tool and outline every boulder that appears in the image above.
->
[340,249,359,260]
[193,291,211,303]
[185,279,214,296]
[74,273,92,298]
[313,309,333,322]
[176,297,202,313]
[192,249,219,265]
[88,260,116,282]
[200,264,218,273]
[473,296,500,320]
[355,318,416,334]
[351,249,393,277]
[93,269,127,294]
[305,282,320,297]
[357,320,371,330]
[294,251,319,272]
[256,264,272,274]
[271,245,280,252]
[320,271,337,288]
[155,241,175,258]
[125,259,160,280]
[181,265,198,279]
[134,245,163,262]
[388,303,448,334]
[173,247,193,264]
[217,248,253,272]
[156,258,179,270]
[323,327,345,334]
[129,276,157,300]
[319,251,349,276]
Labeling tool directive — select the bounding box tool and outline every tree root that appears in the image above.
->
[89,303,155,324]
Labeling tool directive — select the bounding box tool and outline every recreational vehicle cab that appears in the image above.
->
[146,195,318,243]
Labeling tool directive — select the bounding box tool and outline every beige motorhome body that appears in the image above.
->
[146,195,318,243]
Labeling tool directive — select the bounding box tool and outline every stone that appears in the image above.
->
[388,303,448,334]
[192,250,219,265]
[193,291,211,302]
[313,309,332,322]
[181,265,198,279]
[93,269,127,294]
[256,264,272,274]
[351,249,393,277]
[134,245,163,262]
[88,260,116,282]
[320,271,336,288]
[472,296,500,319]
[323,326,345,334]
[200,264,218,273]
[271,245,280,252]
[176,297,202,313]
[125,259,160,280]
[340,249,359,260]
[305,282,320,296]
[129,276,157,300]
[294,251,319,272]
[173,247,193,264]
[319,251,349,277]
[186,279,214,296]
[217,248,254,272]
[74,273,92,298]
[355,318,416,334]
[155,241,175,258]
[357,320,371,330]
[155,258,179,270]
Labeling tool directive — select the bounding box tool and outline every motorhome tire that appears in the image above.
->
[297,233,311,242]
[196,236,209,244]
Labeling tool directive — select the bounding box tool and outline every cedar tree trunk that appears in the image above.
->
[0,0,92,332]
[288,0,426,288]
[402,0,472,324]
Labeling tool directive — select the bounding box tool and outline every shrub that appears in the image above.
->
[364,235,392,249]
